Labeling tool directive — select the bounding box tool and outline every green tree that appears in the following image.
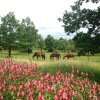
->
[57,38,68,52]
[59,0,100,54]
[45,35,55,52]
[61,1,100,35]
[18,17,38,54]
[67,39,75,52]
[37,34,45,52]
[0,12,19,57]
[73,32,92,60]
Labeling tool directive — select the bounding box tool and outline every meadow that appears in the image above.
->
[0,50,100,83]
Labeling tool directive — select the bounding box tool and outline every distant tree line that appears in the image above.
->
[0,12,75,57]
[45,35,75,52]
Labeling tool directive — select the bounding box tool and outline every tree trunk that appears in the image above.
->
[28,49,30,55]
[87,51,90,61]
[8,46,11,57]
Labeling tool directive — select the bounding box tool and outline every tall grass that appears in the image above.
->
[35,59,100,83]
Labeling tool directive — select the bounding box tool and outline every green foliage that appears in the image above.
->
[0,13,40,55]
[0,12,75,55]
[60,0,100,54]
[17,17,38,54]
[57,38,68,51]
[45,35,75,52]
[57,38,75,52]
[3,92,15,100]
[77,49,86,56]
[73,32,92,53]
[37,34,45,51]
[45,35,55,52]
[62,1,100,36]
[0,12,19,56]
[44,92,54,100]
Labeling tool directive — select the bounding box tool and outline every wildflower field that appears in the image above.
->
[0,58,100,100]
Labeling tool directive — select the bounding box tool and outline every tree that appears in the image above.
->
[0,12,19,57]
[73,32,93,60]
[67,39,75,52]
[61,1,100,35]
[45,35,55,52]
[18,17,38,54]
[82,0,99,3]
[57,38,68,52]
[59,0,100,54]
[37,34,45,52]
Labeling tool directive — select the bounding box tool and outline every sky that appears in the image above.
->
[0,0,100,39]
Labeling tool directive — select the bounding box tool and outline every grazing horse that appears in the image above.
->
[63,54,76,60]
[32,52,45,60]
[50,52,61,60]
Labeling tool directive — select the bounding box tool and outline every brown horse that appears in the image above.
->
[32,52,45,60]
[50,52,61,60]
[63,54,76,60]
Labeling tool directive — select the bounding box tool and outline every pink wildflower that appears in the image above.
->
[54,95,59,100]
[38,93,44,100]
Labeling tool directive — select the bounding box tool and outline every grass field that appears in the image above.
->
[0,50,100,83]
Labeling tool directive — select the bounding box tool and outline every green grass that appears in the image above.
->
[0,50,100,83]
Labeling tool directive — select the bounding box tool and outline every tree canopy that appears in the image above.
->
[59,0,100,54]
[18,17,38,54]
[0,12,19,56]
[0,12,39,56]
[45,35,55,52]
[82,0,99,3]
[61,0,100,35]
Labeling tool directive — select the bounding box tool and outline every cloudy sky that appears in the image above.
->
[0,0,100,39]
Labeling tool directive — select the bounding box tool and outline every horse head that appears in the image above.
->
[32,52,37,58]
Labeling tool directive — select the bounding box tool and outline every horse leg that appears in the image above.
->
[42,56,45,60]
[50,56,51,60]
[50,56,53,60]
[44,55,45,60]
